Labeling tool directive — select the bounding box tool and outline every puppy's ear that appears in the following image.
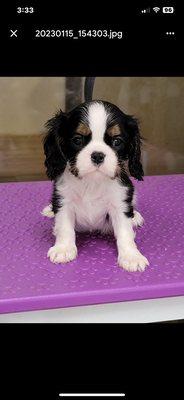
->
[44,110,68,180]
[125,115,144,181]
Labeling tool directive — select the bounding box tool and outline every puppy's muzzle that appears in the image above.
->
[91,151,106,165]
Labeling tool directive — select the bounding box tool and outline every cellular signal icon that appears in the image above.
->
[153,7,160,13]
[141,8,150,14]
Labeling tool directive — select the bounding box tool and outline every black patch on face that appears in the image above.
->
[103,103,127,162]
[64,105,92,176]
[67,133,91,158]
[67,134,91,176]
[102,101,144,181]
[43,103,91,180]
[104,130,127,163]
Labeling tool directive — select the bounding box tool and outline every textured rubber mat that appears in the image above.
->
[0,175,184,314]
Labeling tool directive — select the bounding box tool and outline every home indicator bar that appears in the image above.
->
[59,394,125,397]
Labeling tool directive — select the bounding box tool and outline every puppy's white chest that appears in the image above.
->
[57,169,126,232]
[72,180,108,230]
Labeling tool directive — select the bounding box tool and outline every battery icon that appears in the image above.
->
[162,7,174,13]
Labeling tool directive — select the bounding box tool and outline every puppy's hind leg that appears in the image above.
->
[109,209,149,272]
[132,210,144,227]
[41,204,54,218]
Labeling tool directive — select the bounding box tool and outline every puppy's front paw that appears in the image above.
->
[47,244,77,264]
[118,249,149,272]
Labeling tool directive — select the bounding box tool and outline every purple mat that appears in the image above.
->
[0,175,184,314]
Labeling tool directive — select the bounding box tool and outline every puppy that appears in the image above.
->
[43,100,149,272]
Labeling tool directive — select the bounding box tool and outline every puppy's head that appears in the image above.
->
[44,100,144,181]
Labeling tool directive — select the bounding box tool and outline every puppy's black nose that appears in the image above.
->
[91,152,105,165]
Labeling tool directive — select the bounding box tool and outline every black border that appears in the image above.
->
[1,323,184,399]
[0,1,182,76]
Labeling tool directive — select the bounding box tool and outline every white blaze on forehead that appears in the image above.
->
[88,102,108,141]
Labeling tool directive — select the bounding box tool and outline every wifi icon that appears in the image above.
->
[153,7,160,13]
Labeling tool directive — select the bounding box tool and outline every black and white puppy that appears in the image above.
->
[42,100,149,272]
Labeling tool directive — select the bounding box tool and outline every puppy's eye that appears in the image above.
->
[112,137,123,148]
[72,135,83,146]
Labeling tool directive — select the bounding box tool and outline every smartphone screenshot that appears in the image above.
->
[0,1,183,399]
